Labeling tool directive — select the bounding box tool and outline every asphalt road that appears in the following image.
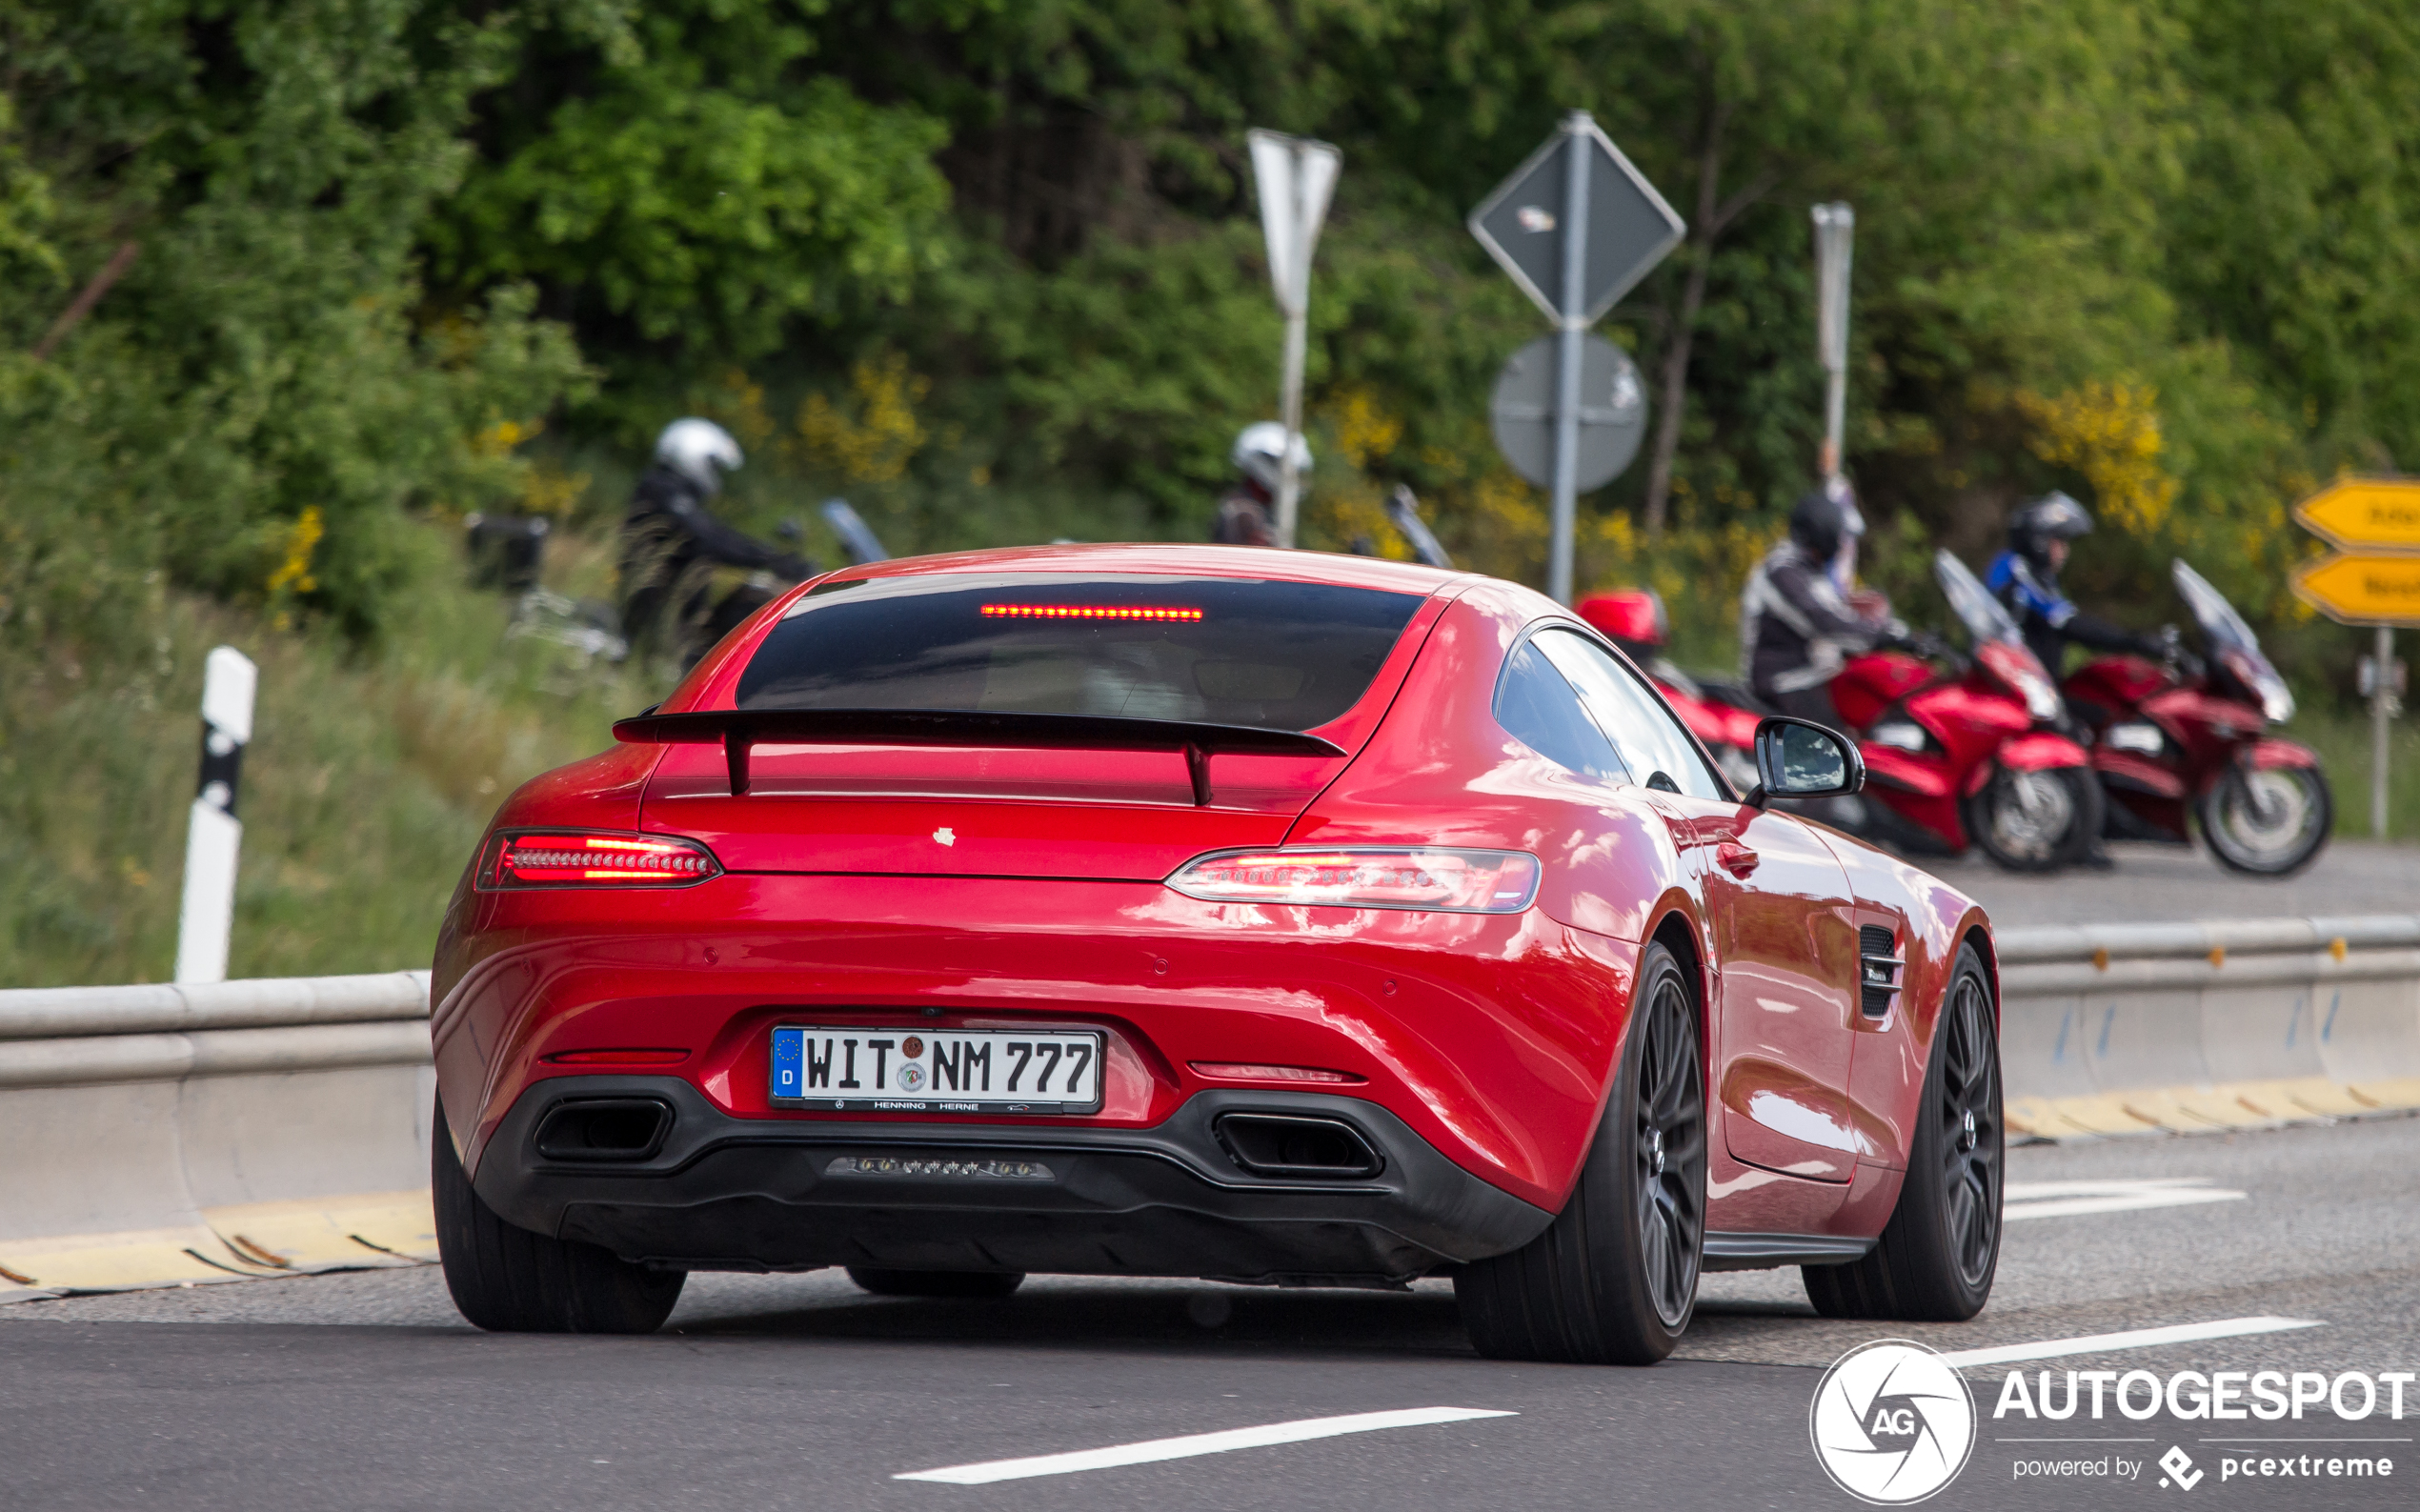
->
[1933,838,2420,928]
[5,1117,2413,1510]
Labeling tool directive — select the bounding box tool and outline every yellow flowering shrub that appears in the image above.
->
[2015,380,2180,535]
[797,353,928,484]
[264,506,325,631]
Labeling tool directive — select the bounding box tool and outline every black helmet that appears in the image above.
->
[1787,479,1865,561]
[2009,491,2092,571]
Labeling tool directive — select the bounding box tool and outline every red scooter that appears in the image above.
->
[1577,589,1764,793]
[2062,559,2331,876]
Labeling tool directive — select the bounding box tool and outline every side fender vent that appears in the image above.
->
[1860,924,1902,1018]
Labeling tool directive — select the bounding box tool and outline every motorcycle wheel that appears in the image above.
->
[2197,764,2332,877]
[1960,764,2104,873]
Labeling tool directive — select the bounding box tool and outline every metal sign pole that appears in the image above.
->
[1548,112,1593,607]
[1812,203,1854,481]
[1468,111,1683,596]
[1276,303,1309,548]
[2376,625,2394,838]
[1248,130,1341,551]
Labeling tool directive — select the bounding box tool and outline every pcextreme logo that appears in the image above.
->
[2158,1446,2204,1490]
[1810,1341,1978,1504]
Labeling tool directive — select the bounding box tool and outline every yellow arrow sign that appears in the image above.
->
[2293,553,2420,627]
[2292,477,2420,552]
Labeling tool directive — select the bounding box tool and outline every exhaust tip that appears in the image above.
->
[1213,1113,1383,1179]
[534,1098,674,1162]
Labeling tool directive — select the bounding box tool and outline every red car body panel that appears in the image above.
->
[431,545,1993,1281]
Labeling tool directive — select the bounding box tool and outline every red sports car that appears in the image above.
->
[430,544,2003,1363]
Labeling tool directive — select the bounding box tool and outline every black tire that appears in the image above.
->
[1804,945,2001,1320]
[433,1098,685,1334]
[1962,763,2103,872]
[1455,940,1705,1364]
[2198,763,2332,877]
[846,1268,1026,1299]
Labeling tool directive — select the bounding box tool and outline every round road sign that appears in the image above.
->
[1488,334,1648,492]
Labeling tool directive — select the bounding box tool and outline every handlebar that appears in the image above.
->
[1892,630,1968,675]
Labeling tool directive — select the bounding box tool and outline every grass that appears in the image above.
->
[0,523,665,987]
[2290,705,2420,841]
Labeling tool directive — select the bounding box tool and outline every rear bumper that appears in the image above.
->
[434,874,1639,1211]
[472,1075,1556,1285]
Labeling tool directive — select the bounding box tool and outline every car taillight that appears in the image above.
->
[477,831,721,890]
[1165,847,1541,914]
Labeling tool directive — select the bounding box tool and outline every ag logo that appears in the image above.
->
[1808,1340,1976,1504]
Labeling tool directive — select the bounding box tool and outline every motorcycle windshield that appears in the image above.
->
[2171,559,2263,656]
[1935,549,2023,646]
[2173,558,2293,722]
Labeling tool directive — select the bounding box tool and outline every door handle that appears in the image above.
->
[1715,841,1760,877]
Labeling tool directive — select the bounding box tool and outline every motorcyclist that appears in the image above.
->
[618,418,817,658]
[1739,479,1913,735]
[1211,422,1308,547]
[1986,492,2167,678]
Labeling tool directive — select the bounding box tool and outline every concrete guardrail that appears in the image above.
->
[3,918,2416,1300]
[1994,916,2420,1138]
[0,971,436,1300]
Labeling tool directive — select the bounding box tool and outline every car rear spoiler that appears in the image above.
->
[610,708,1348,805]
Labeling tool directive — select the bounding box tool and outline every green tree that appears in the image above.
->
[434,1,952,390]
[1,0,586,643]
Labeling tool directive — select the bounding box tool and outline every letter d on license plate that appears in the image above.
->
[770,1026,1104,1114]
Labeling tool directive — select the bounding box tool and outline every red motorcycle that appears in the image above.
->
[2062,559,2331,876]
[1680,552,2101,870]
[1577,590,1763,793]
[1818,551,2104,869]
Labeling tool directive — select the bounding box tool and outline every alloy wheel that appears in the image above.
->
[1935,973,2002,1289]
[1634,972,1705,1329]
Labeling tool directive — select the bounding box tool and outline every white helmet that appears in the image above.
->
[1231,421,1312,493]
[655,417,743,496]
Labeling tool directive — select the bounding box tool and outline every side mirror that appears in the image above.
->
[1746,716,1865,808]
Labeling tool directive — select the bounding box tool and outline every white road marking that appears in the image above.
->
[2004,1178,2247,1221]
[1938,1316,2324,1369]
[894,1406,1517,1485]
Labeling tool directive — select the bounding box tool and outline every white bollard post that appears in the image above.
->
[173,646,256,984]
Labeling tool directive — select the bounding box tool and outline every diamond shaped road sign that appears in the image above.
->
[1469,116,1686,328]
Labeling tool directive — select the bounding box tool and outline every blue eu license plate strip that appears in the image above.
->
[769,1025,1103,1115]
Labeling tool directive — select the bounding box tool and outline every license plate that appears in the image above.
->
[769,1026,1104,1114]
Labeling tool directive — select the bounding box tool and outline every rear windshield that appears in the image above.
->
[734,573,1425,732]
